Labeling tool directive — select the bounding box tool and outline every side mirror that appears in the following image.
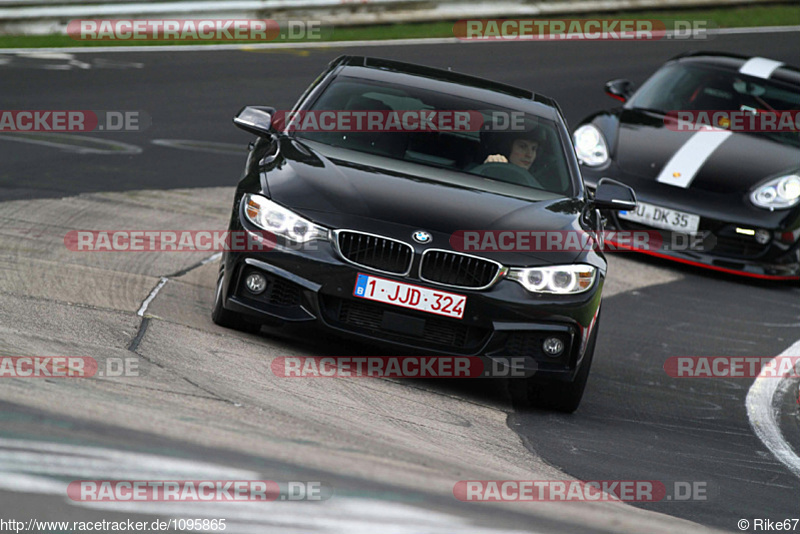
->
[604,79,634,103]
[594,178,637,211]
[233,106,276,137]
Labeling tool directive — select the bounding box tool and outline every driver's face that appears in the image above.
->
[509,139,538,169]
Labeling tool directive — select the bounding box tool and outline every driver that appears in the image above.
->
[482,129,545,170]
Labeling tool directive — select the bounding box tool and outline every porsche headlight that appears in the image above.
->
[242,193,328,243]
[573,124,609,167]
[507,265,596,294]
[750,174,800,210]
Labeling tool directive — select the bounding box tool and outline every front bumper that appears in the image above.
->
[219,231,603,381]
[581,165,800,281]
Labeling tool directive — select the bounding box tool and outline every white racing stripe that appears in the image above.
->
[655,130,732,189]
[739,57,784,79]
[746,339,800,480]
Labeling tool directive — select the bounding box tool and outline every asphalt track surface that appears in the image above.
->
[0,31,799,533]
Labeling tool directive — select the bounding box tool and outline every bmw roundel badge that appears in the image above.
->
[412,231,432,244]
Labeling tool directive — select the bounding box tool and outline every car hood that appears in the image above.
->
[614,109,800,194]
[263,138,589,264]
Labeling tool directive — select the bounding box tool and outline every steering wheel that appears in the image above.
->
[470,162,542,189]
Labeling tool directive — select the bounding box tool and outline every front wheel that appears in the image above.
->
[515,313,600,413]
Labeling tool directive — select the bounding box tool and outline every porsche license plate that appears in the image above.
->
[619,201,700,233]
[353,273,466,319]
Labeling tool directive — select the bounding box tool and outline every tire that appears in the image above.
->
[211,270,262,334]
[516,312,600,413]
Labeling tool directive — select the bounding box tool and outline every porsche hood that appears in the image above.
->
[614,109,800,194]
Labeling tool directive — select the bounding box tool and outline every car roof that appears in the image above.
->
[669,51,800,87]
[329,55,562,121]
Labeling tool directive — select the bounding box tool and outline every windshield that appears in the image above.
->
[293,77,575,196]
[629,62,800,148]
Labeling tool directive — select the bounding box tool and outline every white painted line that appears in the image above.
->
[77,498,537,534]
[0,437,258,478]
[137,276,168,317]
[714,25,800,35]
[0,438,533,534]
[0,25,797,54]
[202,251,223,265]
[746,338,800,480]
[0,133,142,154]
[0,36,460,54]
[136,252,221,316]
[0,0,410,17]
[152,139,244,155]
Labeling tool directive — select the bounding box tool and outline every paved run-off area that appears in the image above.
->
[0,186,712,533]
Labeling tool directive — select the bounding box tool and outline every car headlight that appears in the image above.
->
[242,193,328,243]
[507,265,596,294]
[573,124,609,167]
[750,174,800,210]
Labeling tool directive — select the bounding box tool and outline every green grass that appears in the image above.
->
[0,3,797,48]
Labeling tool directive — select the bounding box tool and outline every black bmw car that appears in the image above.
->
[212,55,636,412]
[574,52,800,281]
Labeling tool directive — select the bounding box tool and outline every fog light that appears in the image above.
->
[754,229,771,245]
[245,272,267,294]
[543,337,564,357]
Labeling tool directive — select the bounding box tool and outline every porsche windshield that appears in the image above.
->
[291,78,575,196]
[629,63,800,147]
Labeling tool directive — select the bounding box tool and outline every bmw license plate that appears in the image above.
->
[353,273,466,319]
[618,201,700,233]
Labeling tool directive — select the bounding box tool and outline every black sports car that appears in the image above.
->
[212,55,636,412]
[574,52,800,281]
